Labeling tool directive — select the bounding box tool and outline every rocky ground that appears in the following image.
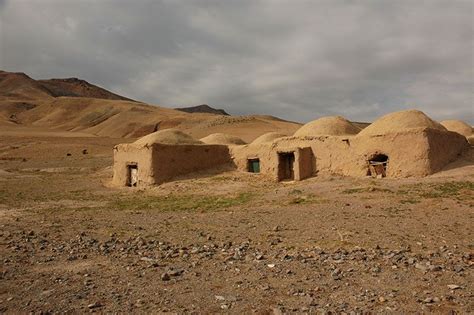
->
[0,135,473,313]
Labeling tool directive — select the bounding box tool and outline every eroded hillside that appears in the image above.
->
[0,71,301,141]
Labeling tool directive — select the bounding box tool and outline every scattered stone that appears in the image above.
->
[447,284,461,290]
[371,266,381,273]
[422,297,438,304]
[415,263,429,272]
[427,263,442,271]
[40,289,55,297]
[161,273,170,281]
[87,301,102,309]
[453,265,464,273]
[272,308,283,315]
[331,268,342,280]
[167,268,184,277]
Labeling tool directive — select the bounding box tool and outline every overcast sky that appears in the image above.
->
[0,0,473,123]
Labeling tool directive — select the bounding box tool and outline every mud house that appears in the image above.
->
[440,119,474,145]
[112,110,469,187]
[112,129,232,187]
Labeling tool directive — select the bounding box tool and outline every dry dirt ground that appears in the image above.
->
[0,133,473,314]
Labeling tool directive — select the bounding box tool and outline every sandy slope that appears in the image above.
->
[0,97,300,141]
[0,70,301,141]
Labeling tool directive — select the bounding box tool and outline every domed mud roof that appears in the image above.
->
[200,133,246,145]
[134,129,202,146]
[251,132,286,145]
[358,110,447,137]
[294,116,361,137]
[440,120,473,137]
[467,135,474,145]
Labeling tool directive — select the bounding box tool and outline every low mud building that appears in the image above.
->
[229,110,468,180]
[112,129,231,187]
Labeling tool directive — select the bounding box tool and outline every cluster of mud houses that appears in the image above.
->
[112,110,471,187]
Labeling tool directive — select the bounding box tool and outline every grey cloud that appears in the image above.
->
[0,0,472,123]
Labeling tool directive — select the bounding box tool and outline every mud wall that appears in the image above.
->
[229,144,276,180]
[272,136,358,177]
[425,129,468,173]
[151,144,232,184]
[230,143,316,181]
[112,144,154,187]
[230,138,359,180]
[230,128,464,179]
[297,147,314,180]
[350,131,432,177]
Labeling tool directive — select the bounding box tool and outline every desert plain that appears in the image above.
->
[0,71,473,313]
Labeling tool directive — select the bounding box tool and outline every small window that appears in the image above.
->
[127,164,138,187]
[247,158,260,173]
[368,154,388,178]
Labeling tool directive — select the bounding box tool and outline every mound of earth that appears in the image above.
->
[294,116,361,137]
[251,132,287,144]
[200,133,246,145]
[134,129,202,146]
[358,110,446,137]
[440,120,473,137]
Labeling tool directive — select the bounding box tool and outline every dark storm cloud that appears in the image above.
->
[0,0,472,123]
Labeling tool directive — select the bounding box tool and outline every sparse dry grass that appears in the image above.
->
[397,180,474,201]
[110,192,255,212]
[342,186,393,194]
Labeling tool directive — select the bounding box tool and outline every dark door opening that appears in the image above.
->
[247,158,260,173]
[278,152,295,181]
[127,164,138,187]
[368,154,388,178]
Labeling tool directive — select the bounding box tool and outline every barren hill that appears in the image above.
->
[0,71,53,100]
[0,70,301,141]
[37,78,136,101]
[0,70,134,102]
[175,104,229,116]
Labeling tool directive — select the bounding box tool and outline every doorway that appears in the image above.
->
[247,158,260,173]
[367,154,388,178]
[127,164,138,187]
[278,152,295,181]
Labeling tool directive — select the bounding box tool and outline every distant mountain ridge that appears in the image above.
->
[38,77,136,102]
[0,70,135,102]
[175,104,229,116]
[0,70,301,140]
